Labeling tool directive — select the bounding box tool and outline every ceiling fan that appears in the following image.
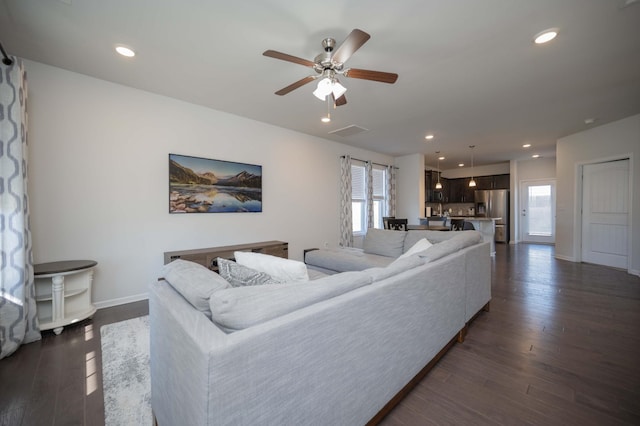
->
[263,29,398,107]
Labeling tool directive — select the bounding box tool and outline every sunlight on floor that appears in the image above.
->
[85,323,94,341]
[86,350,97,396]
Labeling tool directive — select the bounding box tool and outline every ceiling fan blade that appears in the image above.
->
[263,50,315,67]
[331,29,371,64]
[333,93,347,107]
[344,68,398,84]
[274,76,316,96]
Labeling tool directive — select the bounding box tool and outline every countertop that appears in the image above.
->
[450,216,501,221]
[421,216,500,221]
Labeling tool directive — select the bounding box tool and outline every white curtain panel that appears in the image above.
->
[386,165,396,218]
[0,58,41,359]
[365,161,373,229]
[339,155,353,247]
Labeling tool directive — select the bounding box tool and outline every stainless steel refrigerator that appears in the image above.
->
[475,189,509,243]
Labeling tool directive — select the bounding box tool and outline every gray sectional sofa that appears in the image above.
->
[149,228,491,425]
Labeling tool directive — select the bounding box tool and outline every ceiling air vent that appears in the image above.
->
[328,125,369,137]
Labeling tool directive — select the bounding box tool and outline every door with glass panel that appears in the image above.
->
[520,180,556,244]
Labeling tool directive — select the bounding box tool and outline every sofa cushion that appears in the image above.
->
[305,247,394,272]
[217,258,283,287]
[397,238,432,260]
[234,251,309,282]
[417,231,483,263]
[403,230,455,252]
[160,259,231,319]
[363,228,407,258]
[210,271,372,331]
[364,255,425,282]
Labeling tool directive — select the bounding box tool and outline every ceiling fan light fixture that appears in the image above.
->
[313,78,333,100]
[332,81,347,99]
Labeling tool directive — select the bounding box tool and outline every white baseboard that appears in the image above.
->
[554,254,577,262]
[95,292,149,309]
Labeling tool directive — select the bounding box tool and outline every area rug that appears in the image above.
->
[101,315,151,426]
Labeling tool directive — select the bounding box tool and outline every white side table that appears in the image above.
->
[34,260,97,335]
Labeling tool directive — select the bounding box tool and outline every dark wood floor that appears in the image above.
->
[1,243,639,425]
[0,299,148,426]
[381,244,640,425]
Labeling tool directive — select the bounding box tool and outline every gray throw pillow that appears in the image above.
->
[160,259,231,319]
[363,228,407,258]
[217,258,283,287]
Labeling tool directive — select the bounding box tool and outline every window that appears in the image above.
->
[351,162,388,234]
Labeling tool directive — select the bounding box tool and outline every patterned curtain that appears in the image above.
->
[386,165,396,218]
[0,58,41,359]
[339,155,353,247]
[365,161,374,229]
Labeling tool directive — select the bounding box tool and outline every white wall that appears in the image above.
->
[440,162,510,179]
[556,114,640,275]
[395,154,425,224]
[25,60,394,306]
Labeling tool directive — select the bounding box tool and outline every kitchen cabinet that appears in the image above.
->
[493,174,510,189]
[427,171,509,202]
[425,171,448,202]
[475,174,510,190]
[448,178,476,203]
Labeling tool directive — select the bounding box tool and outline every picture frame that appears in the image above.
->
[169,153,262,213]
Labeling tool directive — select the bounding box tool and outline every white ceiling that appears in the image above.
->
[1,0,639,169]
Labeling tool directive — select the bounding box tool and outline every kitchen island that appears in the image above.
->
[450,217,499,255]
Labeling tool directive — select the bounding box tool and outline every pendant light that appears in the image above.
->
[468,145,477,188]
[435,151,442,189]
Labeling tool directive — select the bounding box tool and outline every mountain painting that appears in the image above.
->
[169,154,262,213]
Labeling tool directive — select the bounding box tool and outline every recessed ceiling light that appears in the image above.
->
[321,116,331,123]
[425,134,434,140]
[534,28,558,44]
[115,45,135,57]
[458,163,465,167]
[522,143,531,148]
[532,154,541,158]
[438,156,445,161]
[584,118,597,125]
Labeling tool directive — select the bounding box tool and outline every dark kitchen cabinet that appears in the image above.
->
[425,171,448,202]
[475,174,510,190]
[448,178,475,203]
[493,174,510,189]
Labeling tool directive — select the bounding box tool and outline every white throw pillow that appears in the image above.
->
[234,251,309,282]
[397,238,433,260]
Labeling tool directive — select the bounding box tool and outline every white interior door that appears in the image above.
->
[581,159,629,269]
[520,180,556,244]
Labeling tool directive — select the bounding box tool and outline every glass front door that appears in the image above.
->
[520,180,555,244]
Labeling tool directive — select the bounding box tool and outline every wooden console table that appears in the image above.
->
[164,240,288,271]
[34,260,98,335]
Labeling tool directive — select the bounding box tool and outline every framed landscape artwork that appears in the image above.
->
[169,153,262,213]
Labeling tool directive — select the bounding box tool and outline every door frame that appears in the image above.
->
[574,154,634,273]
[519,178,556,244]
